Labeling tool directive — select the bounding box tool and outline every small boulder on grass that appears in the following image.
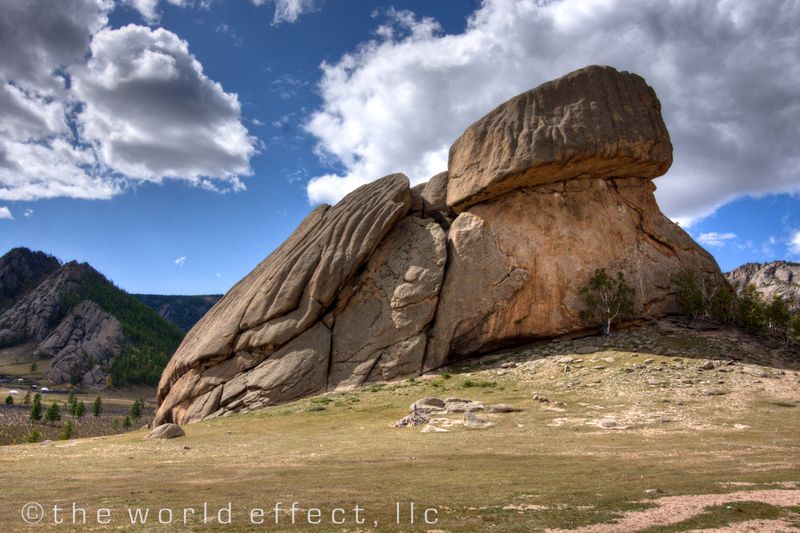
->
[146,423,185,439]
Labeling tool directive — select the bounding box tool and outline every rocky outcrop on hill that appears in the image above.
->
[0,262,93,346]
[36,300,124,387]
[155,65,722,425]
[726,261,800,308]
[0,248,60,312]
[0,249,183,387]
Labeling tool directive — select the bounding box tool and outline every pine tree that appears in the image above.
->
[92,396,103,417]
[30,361,37,373]
[130,399,142,420]
[23,390,31,405]
[29,394,42,422]
[67,391,77,415]
[27,429,41,443]
[122,415,132,430]
[59,420,75,440]
[75,401,86,419]
[44,402,61,425]
[4,395,12,405]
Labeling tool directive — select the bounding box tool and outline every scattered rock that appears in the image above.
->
[421,424,448,433]
[700,361,715,370]
[394,412,429,428]
[147,423,185,439]
[486,404,522,413]
[702,389,726,396]
[575,346,599,355]
[412,397,445,413]
[532,394,550,403]
[743,367,770,378]
[463,412,494,429]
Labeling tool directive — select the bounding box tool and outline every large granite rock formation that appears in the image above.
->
[155,65,722,425]
[726,261,800,309]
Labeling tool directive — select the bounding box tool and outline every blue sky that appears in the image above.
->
[1,0,798,294]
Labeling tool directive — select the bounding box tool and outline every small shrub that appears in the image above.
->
[27,430,41,443]
[462,379,496,388]
[578,268,635,335]
[4,395,12,405]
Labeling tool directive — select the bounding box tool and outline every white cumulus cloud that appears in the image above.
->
[72,24,257,191]
[697,232,738,247]
[0,1,257,202]
[305,0,800,226]
[174,256,187,266]
[789,231,800,256]
[0,206,13,220]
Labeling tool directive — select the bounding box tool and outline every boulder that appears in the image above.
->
[147,423,185,439]
[411,397,446,413]
[155,174,411,425]
[446,65,672,211]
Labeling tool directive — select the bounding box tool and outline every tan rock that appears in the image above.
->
[328,216,446,389]
[446,65,672,211]
[425,177,719,368]
[146,423,185,439]
[155,174,411,424]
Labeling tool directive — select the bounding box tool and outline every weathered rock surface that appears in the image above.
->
[147,423,185,439]
[329,216,446,389]
[155,65,724,424]
[155,174,412,424]
[36,300,124,387]
[726,261,800,309]
[425,177,719,366]
[446,65,672,212]
[0,262,94,346]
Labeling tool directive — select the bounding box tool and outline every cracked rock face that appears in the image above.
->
[425,177,719,366]
[329,216,447,389]
[155,174,412,424]
[0,262,92,346]
[446,65,673,212]
[36,300,124,387]
[155,65,723,425]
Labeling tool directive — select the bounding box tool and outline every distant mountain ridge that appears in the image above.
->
[134,294,222,332]
[726,260,800,308]
[0,248,184,388]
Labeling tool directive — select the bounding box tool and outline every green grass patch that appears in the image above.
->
[462,379,497,388]
[640,501,786,533]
